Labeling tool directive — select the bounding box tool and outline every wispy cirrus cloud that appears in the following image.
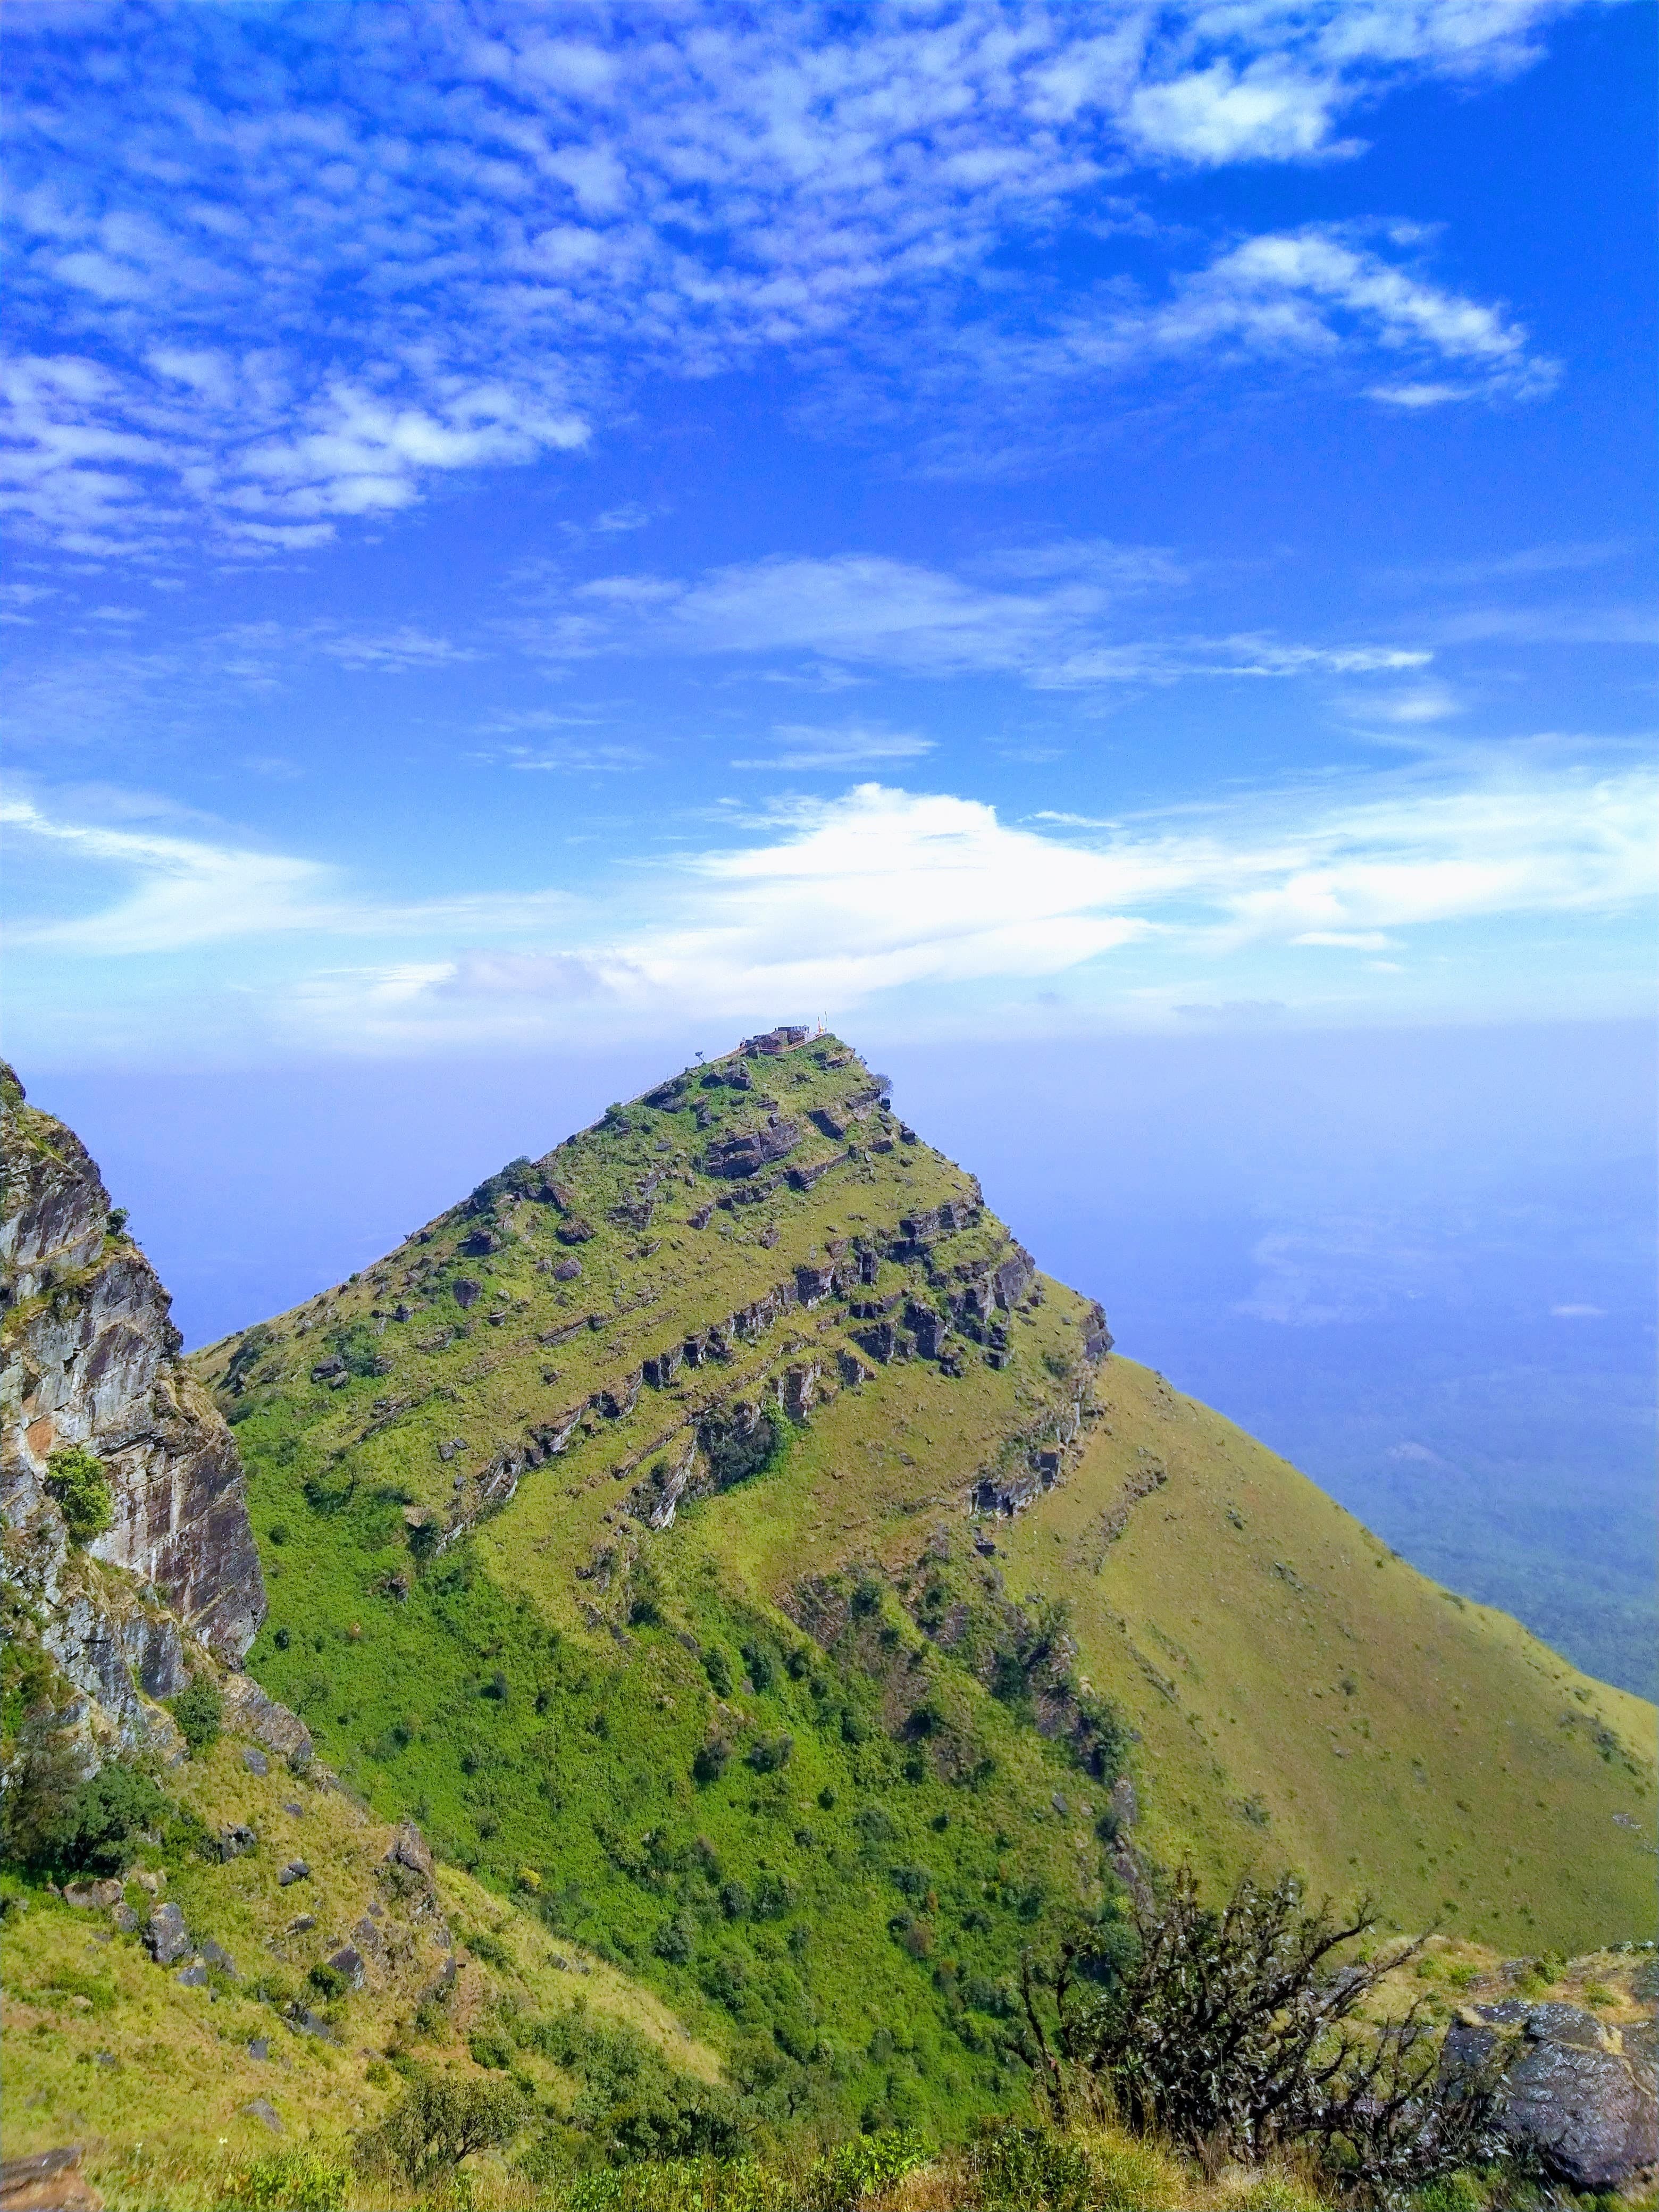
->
[0,791,577,955]
[728,724,937,770]
[539,544,1429,690]
[1,1,1591,554]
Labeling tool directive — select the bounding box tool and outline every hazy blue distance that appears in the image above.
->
[37,1019,1656,1699]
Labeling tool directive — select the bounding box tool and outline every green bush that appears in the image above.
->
[45,1446,112,1544]
[169,1675,223,1755]
[971,2122,1096,2212]
[653,1909,698,1964]
[6,1758,170,1876]
[219,2148,348,2210]
[808,2127,929,2208]
[354,2065,527,2187]
[692,1738,730,1784]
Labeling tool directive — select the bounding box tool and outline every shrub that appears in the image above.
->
[1015,1865,1510,2202]
[699,1406,782,1491]
[45,1446,112,1544]
[693,1737,730,1784]
[970,2122,1096,2212]
[220,2148,349,2210]
[653,1910,698,1965]
[7,1757,170,1876]
[354,2066,527,2188]
[169,1675,223,1755]
[808,2126,929,2208]
[702,1646,734,1697]
[747,1731,792,1774]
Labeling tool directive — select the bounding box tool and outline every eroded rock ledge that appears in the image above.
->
[1,1062,268,1771]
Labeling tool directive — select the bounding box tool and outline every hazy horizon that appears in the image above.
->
[29,1013,1655,1700]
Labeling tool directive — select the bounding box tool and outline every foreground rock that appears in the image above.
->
[1445,1998,1658,2192]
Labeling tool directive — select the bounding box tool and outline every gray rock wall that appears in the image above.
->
[1,1062,266,1671]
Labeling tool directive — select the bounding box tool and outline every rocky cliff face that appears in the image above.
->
[1,1063,265,1763]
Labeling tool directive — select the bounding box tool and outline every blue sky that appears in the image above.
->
[4,1,1653,1689]
[3,0,1654,1067]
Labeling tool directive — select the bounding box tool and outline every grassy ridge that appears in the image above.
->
[188,1029,1653,2103]
[993,1358,1655,1952]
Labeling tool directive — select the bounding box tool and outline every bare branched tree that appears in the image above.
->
[1012,1866,1510,2201]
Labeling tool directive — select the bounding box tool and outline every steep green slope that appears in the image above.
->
[194,1029,1655,2135]
[2,1729,720,2192]
[991,1358,1655,1953]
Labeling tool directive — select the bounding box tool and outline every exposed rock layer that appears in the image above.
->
[1,1063,267,1767]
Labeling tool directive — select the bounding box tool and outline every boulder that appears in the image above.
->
[552,1257,583,1281]
[452,1278,482,1308]
[1443,2000,1658,2191]
[62,1878,123,1911]
[556,1217,597,1245]
[241,1747,269,1777]
[643,1344,683,1388]
[0,2145,102,2212]
[218,1823,257,1862]
[906,1303,950,1362]
[384,1820,435,1882]
[326,1943,366,1990]
[220,1671,312,1767]
[277,1859,311,1887]
[200,1937,237,1976]
[854,1320,898,1365]
[242,2100,282,2134]
[144,1900,189,1965]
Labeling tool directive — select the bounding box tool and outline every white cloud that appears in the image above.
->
[316,627,482,672]
[728,724,937,769]
[1549,1302,1606,1318]
[1059,226,1556,404]
[549,546,1426,689]
[8,751,1653,1050]
[2,3,1588,552]
[0,792,577,956]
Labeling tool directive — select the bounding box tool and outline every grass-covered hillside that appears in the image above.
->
[187,1030,1653,2134]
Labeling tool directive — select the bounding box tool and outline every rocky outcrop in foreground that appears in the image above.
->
[1445,1997,1657,2192]
[1,1063,266,1769]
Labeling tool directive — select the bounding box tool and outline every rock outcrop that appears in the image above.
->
[1,1065,265,1656]
[1444,1999,1658,2192]
[1,1064,266,1773]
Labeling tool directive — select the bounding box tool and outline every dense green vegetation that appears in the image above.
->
[8,1031,1652,2209]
